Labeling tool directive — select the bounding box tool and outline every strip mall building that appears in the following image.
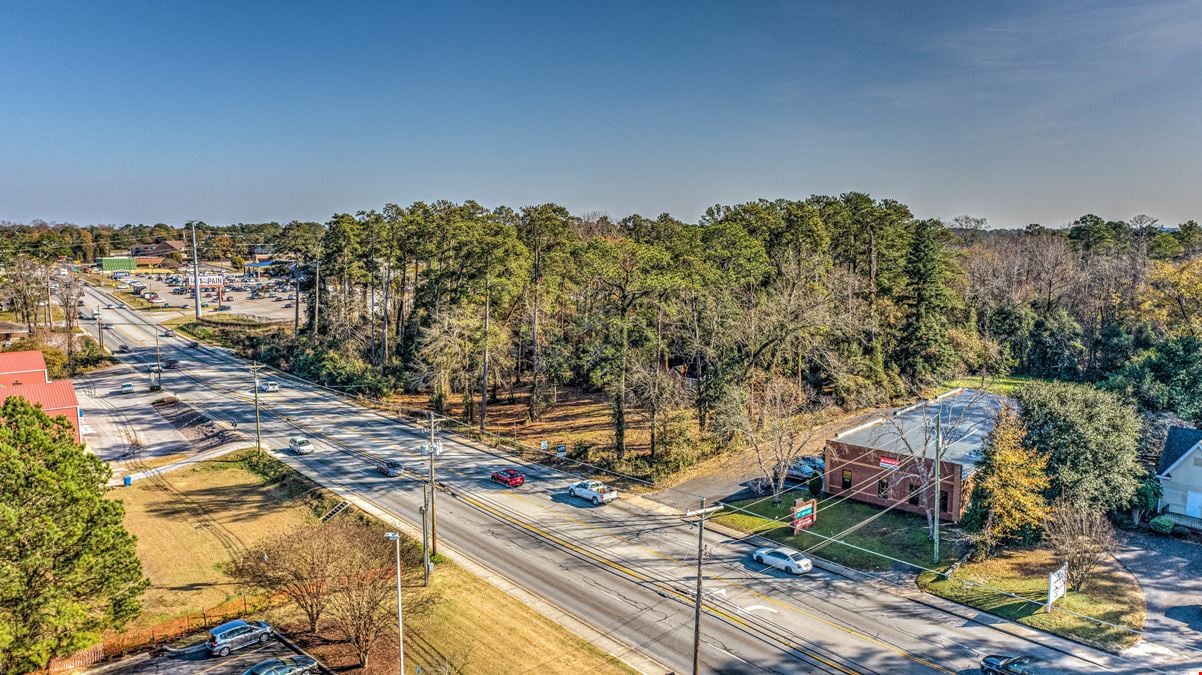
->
[823,389,1004,522]
[0,350,82,443]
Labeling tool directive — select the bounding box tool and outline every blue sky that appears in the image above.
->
[2,1,1201,228]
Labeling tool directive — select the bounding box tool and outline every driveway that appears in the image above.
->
[1116,530,1202,656]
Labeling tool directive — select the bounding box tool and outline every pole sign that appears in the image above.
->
[556,444,567,459]
[879,455,900,470]
[791,498,817,534]
[1047,562,1068,611]
[540,440,548,451]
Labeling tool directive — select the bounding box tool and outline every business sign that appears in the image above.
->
[555,444,567,459]
[791,498,817,534]
[539,440,548,451]
[191,275,225,287]
[1046,562,1068,611]
[879,455,900,470]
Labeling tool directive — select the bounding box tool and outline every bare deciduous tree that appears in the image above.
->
[235,523,348,633]
[1043,500,1116,593]
[55,275,84,373]
[742,374,824,505]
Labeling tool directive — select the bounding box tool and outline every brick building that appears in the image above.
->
[823,389,1004,522]
[0,350,82,443]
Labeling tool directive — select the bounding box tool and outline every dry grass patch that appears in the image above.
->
[919,546,1144,650]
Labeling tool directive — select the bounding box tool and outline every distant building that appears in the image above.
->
[823,389,1005,522]
[1156,426,1202,529]
[130,240,187,257]
[248,243,274,262]
[0,350,81,443]
[99,256,137,272]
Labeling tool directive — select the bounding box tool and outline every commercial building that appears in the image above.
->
[823,389,1004,522]
[130,240,187,257]
[0,350,81,442]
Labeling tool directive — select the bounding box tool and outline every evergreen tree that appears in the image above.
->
[896,219,956,383]
[0,397,147,674]
[964,407,1049,557]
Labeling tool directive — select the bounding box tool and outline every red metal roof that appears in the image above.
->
[2,379,79,411]
[0,350,48,376]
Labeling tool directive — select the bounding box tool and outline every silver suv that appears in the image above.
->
[207,619,274,656]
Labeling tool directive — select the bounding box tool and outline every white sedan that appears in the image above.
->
[288,437,314,455]
[752,546,813,575]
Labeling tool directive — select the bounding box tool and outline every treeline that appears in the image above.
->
[6,201,1202,473]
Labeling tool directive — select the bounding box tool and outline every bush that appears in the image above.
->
[1149,515,1174,535]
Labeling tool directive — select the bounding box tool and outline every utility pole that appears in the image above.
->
[479,278,490,433]
[152,332,162,390]
[421,486,431,587]
[312,260,321,338]
[384,532,404,675]
[685,499,724,675]
[190,221,202,319]
[427,411,438,557]
[933,407,942,565]
[249,362,265,454]
[96,305,104,350]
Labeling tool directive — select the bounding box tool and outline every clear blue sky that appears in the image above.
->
[2,1,1201,228]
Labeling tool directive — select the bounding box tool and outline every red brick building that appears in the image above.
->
[823,389,1004,523]
[0,350,82,443]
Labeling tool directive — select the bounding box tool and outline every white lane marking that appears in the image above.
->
[737,605,779,616]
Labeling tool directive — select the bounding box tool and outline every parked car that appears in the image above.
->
[377,459,404,477]
[206,618,274,657]
[120,382,134,394]
[289,437,315,455]
[752,546,812,575]
[980,655,1043,675]
[241,655,317,675]
[259,380,279,393]
[775,455,825,482]
[283,303,294,308]
[567,480,618,505]
[491,468,525,487]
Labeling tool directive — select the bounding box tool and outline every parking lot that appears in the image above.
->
[120,271,304,323]
[101,637,312,675]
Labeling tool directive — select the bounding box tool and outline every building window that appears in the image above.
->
[841,470,852,490]
[940,490,950,513]
[877,479,889,499]
[908,482,920,506]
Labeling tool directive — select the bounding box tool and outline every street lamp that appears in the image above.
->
[384,531,404,674]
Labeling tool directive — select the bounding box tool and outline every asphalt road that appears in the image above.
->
[80,285,1183,675]
[106,638,300,675]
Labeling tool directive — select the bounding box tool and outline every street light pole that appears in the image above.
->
[384,531,404,674]
[933,408,942,566]
[685,499,724,675]
[190,221,202,320]
[249,362,265,454]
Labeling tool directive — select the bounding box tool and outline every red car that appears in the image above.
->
[490,468,525,488]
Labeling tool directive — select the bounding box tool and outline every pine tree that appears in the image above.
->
[896,218,956,383]
[0,397,147,674]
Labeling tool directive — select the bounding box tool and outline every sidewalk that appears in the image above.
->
[106,438,249,487]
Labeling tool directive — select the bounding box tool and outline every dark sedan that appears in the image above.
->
[490,468,525,487]
[981,655,1043,675]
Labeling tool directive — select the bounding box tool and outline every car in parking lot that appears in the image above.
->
[259,380,279,392]
[207,618,274,656]
[752,546,812,575]
[980,655,1043,675]
[288,437,315,455]
[491,468,525,487]
[775,455,825,482]
[377,459,404,477]
[242,655,318,675]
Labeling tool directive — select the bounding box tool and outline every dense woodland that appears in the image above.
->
[5,199,1202,479]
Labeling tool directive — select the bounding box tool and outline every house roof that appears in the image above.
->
[1158,426,1202,475]
[161,240,186,250]
[0,350,48,375]
[833,388,1006,473]
[2,379,79,411]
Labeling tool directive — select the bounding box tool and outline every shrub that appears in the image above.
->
[1149,515,1174,535]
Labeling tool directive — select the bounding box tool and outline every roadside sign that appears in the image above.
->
[1047,562,1068,611]
[540,440,548,451]
[791,498,817,534]
[555,444,567,459]
[879,455,900,470]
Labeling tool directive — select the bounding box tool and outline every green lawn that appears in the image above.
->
[941,375,1051,396]
[918,547,1144,650]
[714,493,964,571]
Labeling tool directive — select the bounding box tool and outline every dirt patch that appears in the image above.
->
[153,398,242,449]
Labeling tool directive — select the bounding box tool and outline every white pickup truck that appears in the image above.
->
[567,480,619,506]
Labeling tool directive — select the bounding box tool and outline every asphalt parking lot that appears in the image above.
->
[124,272,303,323]
[100,637,307,675]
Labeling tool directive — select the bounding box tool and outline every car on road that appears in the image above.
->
[189,340,200,348]
[259,380,279,393]
[218,304,232,311]
[206,618,274,657]
[283,302,294,308]
[752,546,813,575]
[241,655,318,675]
[164,359,180,369]
[377,459,404,477]
[145,364,161,373]
[161,329,174,337]
[491,468,525,487]
[117,344,130,353]
[288,437,315,455]
[980,655,1043,675]
[120,382,134,394]
[567,480,618,505]
[105,303,116,309]
[101,322,114,329]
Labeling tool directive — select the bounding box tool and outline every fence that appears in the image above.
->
[46,594,279,673]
